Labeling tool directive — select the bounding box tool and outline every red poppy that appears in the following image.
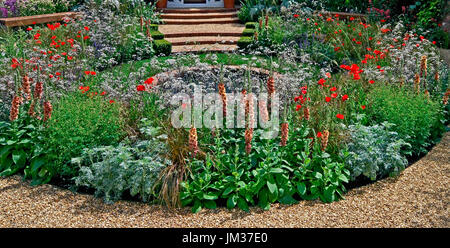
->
[293,14,299,18]
[84,71,90,75]
[83,36,89,40]
[144,77,154,85]
[369,80,375,84]
[296,104,302,111]
[330,87,337,92]
[331,93,338,98]
[318,78,326,86]
[100,91,106,96]
[84,26,89,31]
[137,85,145,91]
[317,132,322,138]
[342,94,348,101]
[90,71,96,75]
[26,27,32,31]
[325,97,331,102]
[336,114,344,120]
[109,100,115,104]
[361,105,366,110]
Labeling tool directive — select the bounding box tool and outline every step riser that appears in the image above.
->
[163,20,240,25]
[165,33,241,38]
[161,14,237,19]
[159,8,238,14]
[170,40,237,46]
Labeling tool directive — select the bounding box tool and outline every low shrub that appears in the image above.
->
[367,85,445,156]
[245,22,258,29]
[345,121,410,181]
[150,24,159,31]
[150,30,164,40]
[73,119,170,203]
[242,28,256,37]
[237,36,253,49]
[153,39,172,55]
[44,92,126,178]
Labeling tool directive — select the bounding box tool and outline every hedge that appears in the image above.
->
[153,39,172,55]
[242,28,256,37]
[151,31,164,40]
[245,22,258,29]
[237,36,253,49]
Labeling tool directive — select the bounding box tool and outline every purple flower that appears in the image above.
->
[0,7,8,18]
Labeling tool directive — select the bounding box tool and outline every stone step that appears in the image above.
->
[159,23,245,35]
[164,32,242,38]
[171,44,238,54]
[159,8,238,14]
[166,36,240,46]
[160,12,237,19]
[162,17,240,25]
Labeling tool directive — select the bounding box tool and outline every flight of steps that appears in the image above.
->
[158,8,245,53]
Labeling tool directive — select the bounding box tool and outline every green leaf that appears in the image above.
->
[314,172,322,179]
[192,199,202,213]
[258,188,270,210]
[203,193,218,200]
[222,186,234,196]
[30,158,46,174]
[338,174,348,183]
[237,197,249,212]
[203,200,217,209]
[266,179,277,195]
[227,195,238,209]
[12,150,26,168]
[278,195,298,205]
[269,168,284,174]
[296,182,306,195]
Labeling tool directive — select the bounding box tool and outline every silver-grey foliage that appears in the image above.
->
[346,121,410,181]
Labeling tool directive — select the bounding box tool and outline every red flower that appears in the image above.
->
[369,80,375,84]
[331,93,338,98]
[83,36,89,40]
[109,100,115,104]
[342,94,348,101]
[100,91,106,96]
[84,26,89,31]
[296,104,302,111]
[317,132,322,138]
[361,105,366,110]
[336,114,344,120]
[293,14,299,18]
[330,87,337,92]
[318,78,326,86]
[84,71,90,75]
[90,71,96,75]
[144,77,154,85]
[325,97,331,102]
[26,27,32,31]
[136,85,145,91]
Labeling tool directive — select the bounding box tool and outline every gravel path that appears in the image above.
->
[0,132,449,228]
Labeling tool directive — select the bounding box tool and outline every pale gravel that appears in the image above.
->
[0,132,449,228]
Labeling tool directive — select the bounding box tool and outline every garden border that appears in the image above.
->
[0,12,80,27]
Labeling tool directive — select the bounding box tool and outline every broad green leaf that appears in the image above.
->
[203,193,218,200]
[222,186,234,196]
[297,182,306,195]
[203,200,217,209]
[237,197,249,212]
[278,195,298,205]
[12,150,26,168]
[227,195,237,209]
[192,199,202,213]
[266,179,277,195]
